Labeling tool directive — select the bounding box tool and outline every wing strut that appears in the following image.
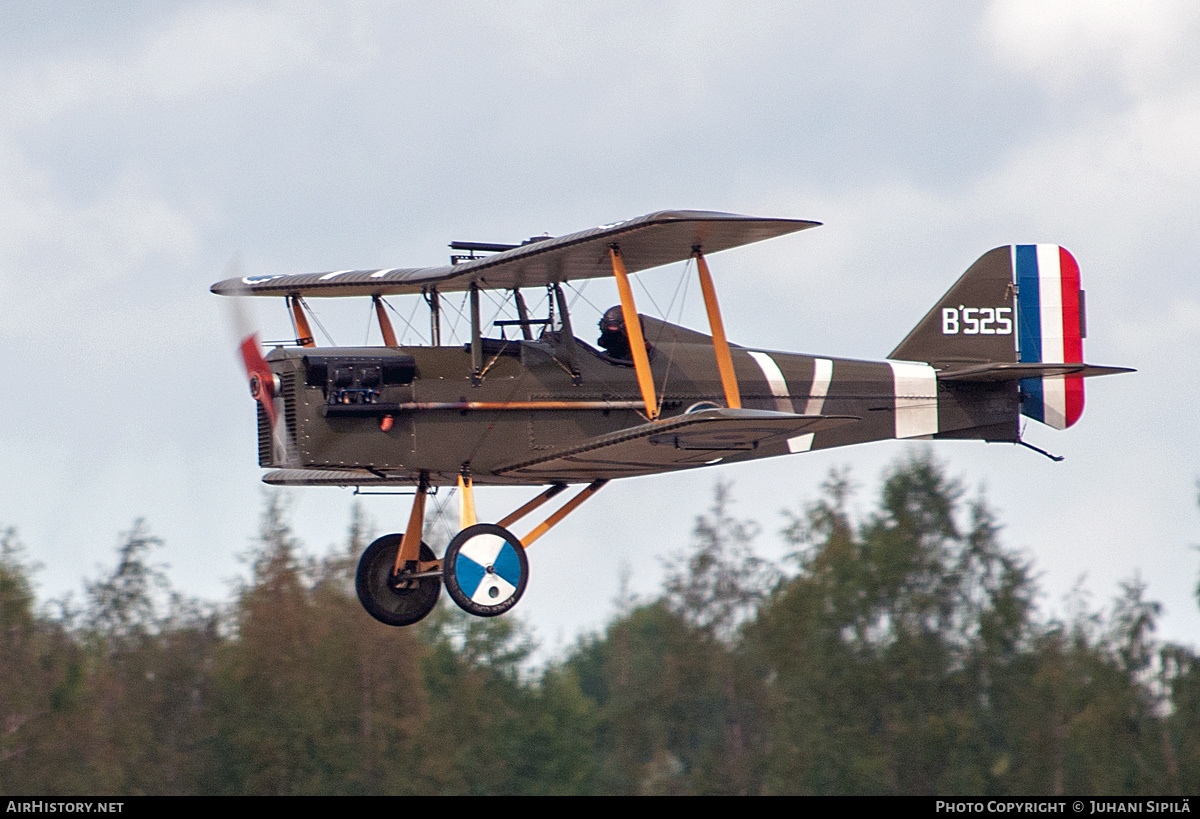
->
[693,248,742,409]
[286,295,316,347]
[470,283,483,384]
[425,288,442,346]
[553,283,582,385]
[372,295,399,347]
[513,289,534,340]
[610,246,659,420]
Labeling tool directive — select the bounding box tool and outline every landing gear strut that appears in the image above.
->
[353,474,608,626]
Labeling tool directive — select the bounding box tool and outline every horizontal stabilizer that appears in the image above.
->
[211,211,818,298]
[937,362,1134,382]
[495,408,858,482]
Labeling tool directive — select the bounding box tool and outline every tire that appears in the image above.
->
[443,523,529,617]
[355,534,441,627]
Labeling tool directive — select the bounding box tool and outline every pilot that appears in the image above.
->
[598,305,639,361]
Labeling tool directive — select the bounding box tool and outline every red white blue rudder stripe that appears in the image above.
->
[1014,245,1085,430]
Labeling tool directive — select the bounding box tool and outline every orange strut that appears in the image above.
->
[395,475,428,570]
[373,295,399,347]
[370,400,645,412]
[694,250,741,409]
[458,473,477,530]
[521,480,608,548]
[609,246,658,420]
[288,296,315,347]
[498,484,568,529]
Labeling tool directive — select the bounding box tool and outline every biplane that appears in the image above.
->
[211,211,1131,626]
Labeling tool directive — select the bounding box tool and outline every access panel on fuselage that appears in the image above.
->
[268,348,420,471]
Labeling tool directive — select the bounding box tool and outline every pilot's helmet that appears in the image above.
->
[600,305,625,334]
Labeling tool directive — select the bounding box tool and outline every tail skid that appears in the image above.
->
[1016,438,1065,462]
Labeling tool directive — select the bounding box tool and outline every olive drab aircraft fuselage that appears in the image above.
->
[212,211,1131,626]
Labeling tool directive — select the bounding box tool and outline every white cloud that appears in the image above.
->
[0,142,199,320]
[1,1,378,129]
[0,2,385,323]
[984,0,1200,95]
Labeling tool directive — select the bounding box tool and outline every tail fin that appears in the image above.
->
[890,245,1088,430]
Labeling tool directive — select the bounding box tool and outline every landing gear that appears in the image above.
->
[356,534,441,626]
[351,473,610,625]
[443,523,529,617]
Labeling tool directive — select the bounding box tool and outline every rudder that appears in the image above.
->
[1014,245,1085,430]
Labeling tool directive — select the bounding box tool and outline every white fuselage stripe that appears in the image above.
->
[787,358,834,453]
[888,360,939,439]
[787,433,814,452]
[805,358,832,416]
[747,351,793,412]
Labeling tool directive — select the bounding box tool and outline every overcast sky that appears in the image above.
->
[2,1,1198,656]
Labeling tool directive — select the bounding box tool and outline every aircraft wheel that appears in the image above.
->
[355,534,441,627]
[443,523,528,617]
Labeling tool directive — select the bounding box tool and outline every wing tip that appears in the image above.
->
[642,209,821,229]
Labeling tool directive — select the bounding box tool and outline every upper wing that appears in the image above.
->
[210,210,819,298]
[493,408,858,482]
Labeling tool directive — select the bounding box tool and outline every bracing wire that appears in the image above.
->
[527,289,549,320]
[482,288,513,335]
[362,302,374,345]
[662,257,694,327]
[566,279,591,311]
[565,280,602,316]
[442,292,471,345]
[298,297,337,346]
[633,273,668,324]
[382,296,428,346]
[430,487,459,548]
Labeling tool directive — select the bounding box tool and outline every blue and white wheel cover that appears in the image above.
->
[454,533,524,606]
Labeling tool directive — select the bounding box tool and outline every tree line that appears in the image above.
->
[1,451,1198,795]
